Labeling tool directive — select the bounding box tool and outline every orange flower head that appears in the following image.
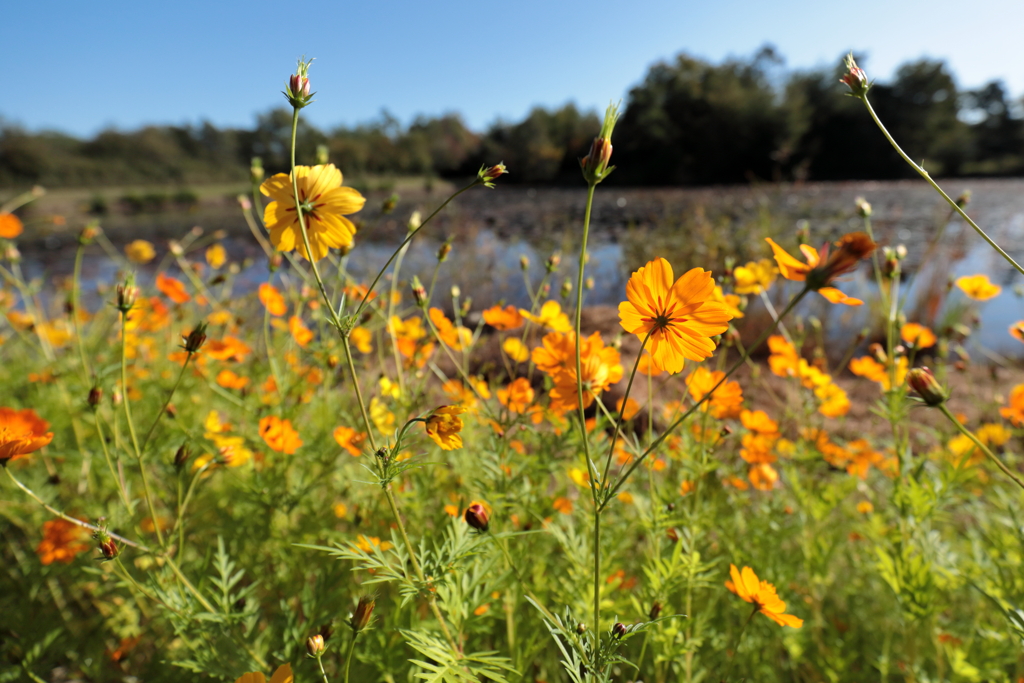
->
[216,369,250,390]
[766,233,874,303]
[901,322,937,348]
[36,519,90,565]
[725,564,803,628]
[424,405,467,450]
[618,258,733,373]
[259,283,287,316]
[333,426,367,456]
[546,333,623,413]
[205,336,253,362]
[497,377,535,414]
[1000,384,1024,426]
[289,316,314,347]
[156,273,191,304]
[1010,321,1024,343]
[685,366,743,419]
[955,274,1001,301]
[482,304,524,331]
[0,407,54,463]
[0,213,24,239]
[259,416,303,454]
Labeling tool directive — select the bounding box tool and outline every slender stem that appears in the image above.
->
[121,312,165,548]
[140,351,192,452]
[342,336,377,450]
[860,94,1024,277]
[93,406,132,511]
[71,241,92,380]
[3,466,150,552]
[342,635,357,683]
[608,287,809,501]
[601,328,654,487]
[723,605,759,682]
[383,486,458,651]
[938,404,1024,491]
[318,651,333,683]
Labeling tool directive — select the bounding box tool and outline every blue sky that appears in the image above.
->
[3,0,1022,137]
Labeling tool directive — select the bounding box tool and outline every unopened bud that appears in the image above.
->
[408,211,422,231]
[173,443,192,470]
[955,190,971,209]
[237,195,252,211]
[576,622,587,634]
[581,102,620,184]
[450,285,460,299]
[855,196,872,218]
[250,157,265,184]
[286,58,315,108]
[411,276,427,308]
[5,244,20,262]
[306,634,326,658]
[351,596,376,632]
[840,54,870,98]
[560,279,573,299]
[478,163,507,188]
[540,283,551,297]
[182,322,208,353]
[269,253,284,272]
[546,253,561,272]
[327,354,340,369]
[907,367,947,406]
[168,240,184,257]
[649,601,663,620]
[585,277,594,291]
[79,224,102,245]
[464,503,489,532]
[612,622,627,639]
[437,242,452,262]
[116,273,138,313]
[316,144,329,165]
[381,193,399,214]
[519,255,530,271]
[94,528,119,561]
[88,386,102,408]
[112,390,123,406]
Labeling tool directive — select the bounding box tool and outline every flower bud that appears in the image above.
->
[450,285,460,299]
[649,601,663,620]
[351,596,376,632]
[464,503,489,532]
[955,190,971,209]
[381,193,399,214]
[285,58,315,108]
[410,276,427,308]
[327,354,340,369]
[854,196,872,218]
[546,253,561,273]
[478,163,507,188]
[576,622,587,634]
[173,443,192,471]
[182,322,208,354]
[306,634,326,658]
[540,283,550,297]
[612,622,627,639]
[250,157,265,184]
[408,211,422,232]
[79,224,102,245]
[581,102,620,185]
[94,527,119,561]
[437,242,452,263]
[237,194,252,211]
[519,255,530,271]
[88,386,103,408]
[316,144,329,165]
[585,277,594,290]
[115,273,138,313]
[560,279,573,299]
[840,53,870,98]
[269,253,284,272]
[908,367,947,406]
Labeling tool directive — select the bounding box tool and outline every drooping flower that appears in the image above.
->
[765,233,875,305]
[483,304,524,330]
[36,519,90,565]
[424,405,467,450]
[259,283,287,316]
[233,663,294,683]
[259,416,302,454]
[732,259,778,295]
[0,407,54,463]
[725,564,803,628]
[124,240,156,264]
[260,165,365,262]
[497,377,535,414]
[156,273,191,304]
[618,258,733,373]
[955,274,1001,301]
[333,426,367,456]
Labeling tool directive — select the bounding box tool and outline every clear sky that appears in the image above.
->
[3,0,1022,137]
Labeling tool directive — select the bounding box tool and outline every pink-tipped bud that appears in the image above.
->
[306,634,326,658]
[840,54,870,98]
[908,367,947,406]
[464,503,489,532]
[612,622,627,638]
[351,596,376,632]
[478,163,507,188]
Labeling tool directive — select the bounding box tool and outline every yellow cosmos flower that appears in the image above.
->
[124,240,156,264]
[424,405,467,450]
[725,564,803,628]
[260,164,365,262]
[618,258,733,374]
[955,274,1001,301]
[234,663,293,683]
[520,300,572,332]
[732,258,778,294]
[765,234,874,305]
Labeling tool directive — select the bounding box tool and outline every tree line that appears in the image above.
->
[2,47,1022,189]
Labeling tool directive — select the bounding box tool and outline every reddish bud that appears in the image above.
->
[464,503,490,532]
[907,367,947,406]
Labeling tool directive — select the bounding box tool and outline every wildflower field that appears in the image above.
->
[3,57,1024,683]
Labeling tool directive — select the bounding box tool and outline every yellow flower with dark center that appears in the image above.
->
[618,258,733,374]
[725,564,803,628]
[424,405,466,450]
[260,164,365,262]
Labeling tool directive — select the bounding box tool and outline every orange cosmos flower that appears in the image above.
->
[233,663,294,683]
[497,377,535,413]
[260,164,366,262]
[1000,384,1024,427]
[124,239,156,264]
[618,258,733,372]
[333,426,367,456]
[259,283,287,316]
[289,316,314,347]
[901,322,937,348]
[685,366,743,419]
[616,397,641,421]
[955,274,1001,301]
[816,382,851,418]
[637,351,665,376]
[205,336,252,362]
[765,232,875,304]
[258,416,302,454]
[520,300,572,332]
[424,405,467,450]
[547,333,623,413]
[0,213,24,239]
[531,331,578,375]
[216,369,250,390]
[350,326,373,353]
[725,564,803,628]
[748,462,779,491]
[502,337,530,363]
[36,519,90,565]
[482,304,524,330]
[429,308,472,350]
[155,273,191,304]
[0,407,54,463]
[1009,321,1024,343]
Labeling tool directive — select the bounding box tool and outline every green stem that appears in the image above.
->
[71,241,92,380]
[938,404,1024,491]
[140,351,192,452]
[601,328,654,486]
[860,94,1024,277]
[342,634,356,683]
[723,605,759,682]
